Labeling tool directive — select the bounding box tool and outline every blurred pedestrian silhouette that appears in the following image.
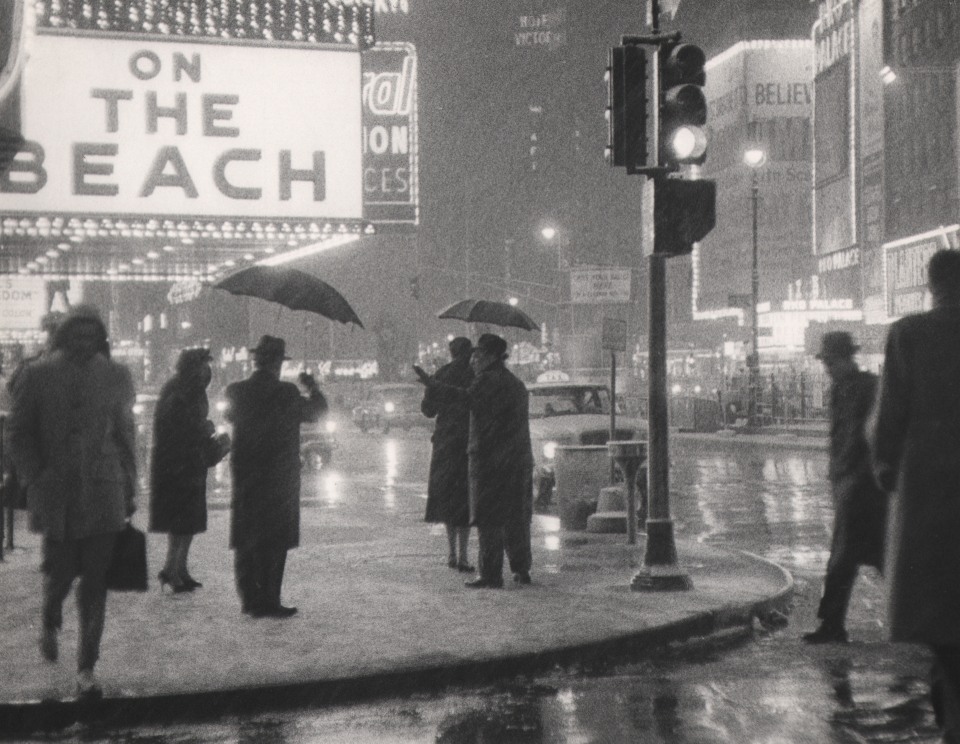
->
[225,336,326,618]
[870,248,960,741]
[8,304,137,700]
[803,331,886,644]
[421,337,475,572]
[415,333,533,589]
[150,348,230,594]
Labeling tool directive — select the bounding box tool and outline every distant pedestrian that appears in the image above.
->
[869,249,960,741]
[150,348,230,594]
[415,333,533,589]
[421,337,475,572]
[225,336,327,618]
[8,304,137,700]
[803,331,886,644]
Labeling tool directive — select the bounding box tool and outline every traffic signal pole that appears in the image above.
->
[631,0,691,591]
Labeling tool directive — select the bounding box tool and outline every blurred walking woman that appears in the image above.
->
[150,348,230,593]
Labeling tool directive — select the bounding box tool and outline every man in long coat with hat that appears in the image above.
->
[870,248,960,740]
[803,331,886,644]
[225,335,326,618]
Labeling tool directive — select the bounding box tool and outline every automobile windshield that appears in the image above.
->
[529,387,611,418]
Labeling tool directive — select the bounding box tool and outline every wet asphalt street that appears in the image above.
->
[35,425,939,744]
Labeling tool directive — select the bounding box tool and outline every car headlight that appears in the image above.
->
[325,420,337,434]
[543,441,558,460]
[132,403,144,415]
[384,401,395,413]
[215,399,228,413]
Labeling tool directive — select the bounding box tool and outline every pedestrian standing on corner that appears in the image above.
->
[421,336,475,573]
[803,331,886,644]
[225,336,327,618]
[8,304,137,700]
[869,248,960,741]
[150,348,231,594]
[415,333,533,589]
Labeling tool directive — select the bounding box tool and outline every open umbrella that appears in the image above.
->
[438,299,540,331]
[214,265,363,328]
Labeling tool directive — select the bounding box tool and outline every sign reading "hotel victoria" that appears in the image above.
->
[1,33,363,221]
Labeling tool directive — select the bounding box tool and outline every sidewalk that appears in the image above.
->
[0,470,792,733]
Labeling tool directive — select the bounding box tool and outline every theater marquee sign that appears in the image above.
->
[1,33,363,221]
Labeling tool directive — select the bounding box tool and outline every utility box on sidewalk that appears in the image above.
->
[555,445,609,530]
[671,396,722,433]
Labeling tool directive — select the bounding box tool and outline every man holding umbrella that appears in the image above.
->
[225,335,327,618]
[416,333,533,588]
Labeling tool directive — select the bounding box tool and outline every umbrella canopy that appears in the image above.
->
[438,299,540,331]
[214,266,363,328]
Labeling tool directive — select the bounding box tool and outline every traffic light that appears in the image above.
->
[658,42,708,169]
[605,45,649,173]
[653,178,716,256]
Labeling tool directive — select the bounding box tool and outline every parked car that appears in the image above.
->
[527,382,647,507]
[351,383,426,434]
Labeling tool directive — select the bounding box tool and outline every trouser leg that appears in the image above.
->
[476,525,504,584]
[456,527,471,564]
[931,645,960,744]
[505,518,532,575]
[234,548,259,612]
[263,546,287,609]
[75,533,117,672]
[445,524,457,562]
[42,537,78,632]
[816,554,858,629]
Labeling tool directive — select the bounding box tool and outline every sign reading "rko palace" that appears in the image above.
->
[1,33,363,221]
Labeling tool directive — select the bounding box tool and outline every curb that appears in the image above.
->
[0,551,794,736]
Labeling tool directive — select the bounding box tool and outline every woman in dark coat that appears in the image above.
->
[150,348,229,592]
[421,337,474,571]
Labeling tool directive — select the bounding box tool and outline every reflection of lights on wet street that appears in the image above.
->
[321,471,342,506]
[537,515,562,551]
[382,438,398,509]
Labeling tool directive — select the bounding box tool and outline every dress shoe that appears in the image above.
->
[158,569,192,594]
[252,605,298,618]
[39,627,58,662]
[464,577,503,589]
[802,624,848,644]
[513,571,532,585]
[447,558,458,569]
[457,561,476,573]
[76,670,102,701]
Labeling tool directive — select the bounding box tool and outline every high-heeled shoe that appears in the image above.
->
[158,569,192,594]
[180,573,203,589]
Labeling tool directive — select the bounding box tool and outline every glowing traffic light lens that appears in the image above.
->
[670,126,707,161]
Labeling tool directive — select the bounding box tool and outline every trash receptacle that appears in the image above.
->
[554,445,609,530]
[672,396,722,433]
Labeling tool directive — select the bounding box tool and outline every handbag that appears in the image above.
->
[106,523,148,592]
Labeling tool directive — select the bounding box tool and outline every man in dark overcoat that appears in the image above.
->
[421,337,475,571]
[869,249,960,741]
[803,331,886,644]
[225,336,326,618]
[8,304,137,700]
[417,333,533,588]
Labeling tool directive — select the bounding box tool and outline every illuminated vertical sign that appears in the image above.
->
[362,42,418,227]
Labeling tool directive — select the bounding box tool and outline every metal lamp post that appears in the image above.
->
[743,147,766,430]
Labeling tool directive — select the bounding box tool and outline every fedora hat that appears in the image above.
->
[250,335,290,361]
[816,331,859,360]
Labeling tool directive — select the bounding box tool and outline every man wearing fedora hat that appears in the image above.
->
[803,331,886,644]
[225,335,327,618]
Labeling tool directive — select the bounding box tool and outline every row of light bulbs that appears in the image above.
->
[34,0,375,48]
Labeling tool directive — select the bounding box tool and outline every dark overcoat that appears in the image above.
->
[827,369,887,570]
[225,370,325,551]
[869,306,960,645]
[8,350,137,541]
[422,357,473,526]
[149,375,216,535]
[464,362,532,528]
